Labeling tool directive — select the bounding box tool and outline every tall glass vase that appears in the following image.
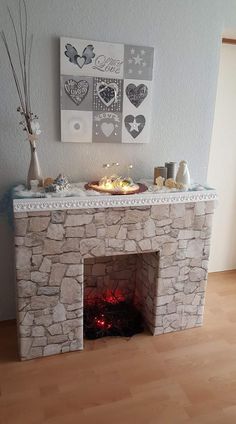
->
[27,141,43,189]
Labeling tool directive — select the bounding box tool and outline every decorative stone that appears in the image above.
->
[139,239,151,251]
[189,267,206,282]
[43,239,63,255]
[53,303,66,322]
[32,326,45,337]
[186,239,204,259]
[48,324,62,335]
[62,318,82,334]
[14,218,28,236]
[18,280,37,297]
[47,224,65,240]
[65,214,93,227]
[60,252,82,264]
[44,344,61,356]
[32,337,47,347]
[65,227,84,238]
[39,257,51,273]
[37,287,59,295]
[66,265,83,277]
[16,246,32,269]
[29,217,50,232]
[125,240,137,252]
[49,263,67,285]
[31,271,49,285]
[85,223,97,237]
[60,278,81,304]
[162,242,178,256]
[31,295,58,310]
[51,211,65,224]
[21,311,34,326]
[151,205,169,220]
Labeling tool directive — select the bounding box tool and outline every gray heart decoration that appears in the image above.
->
[124,115,145,138]
[97,82,118,107]
[126,84,148,108]
[64,79,89,106]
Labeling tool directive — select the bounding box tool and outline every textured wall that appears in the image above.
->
[0,0,235,320]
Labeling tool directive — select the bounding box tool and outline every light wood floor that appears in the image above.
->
[0,271,236,424]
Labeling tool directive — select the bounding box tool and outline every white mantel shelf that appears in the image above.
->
[13,185,217,213]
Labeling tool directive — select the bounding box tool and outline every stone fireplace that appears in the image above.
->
[13,188,216,360]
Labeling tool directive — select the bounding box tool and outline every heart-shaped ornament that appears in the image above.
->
[64,79,89,106]
[124,115,145,138]
[126,84,148,108]
[101,122,114,137]
[97,82,118,107]
[76,56,86,68]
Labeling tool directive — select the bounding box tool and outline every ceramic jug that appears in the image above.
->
[176,160,191,187]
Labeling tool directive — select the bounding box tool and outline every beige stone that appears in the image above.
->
[20,338,32,358]
[60,252,82,264]
[60,278,81,304]
[39,257,51,273]
[47,224,65,240]
[51,211,65,224]
[25,233,45,248]
[65,227,84,238]
[117,227,127,240]
[108,239,124,249]
[32,326,45,337]
[125,240,137,252]
[85,223,97,237]
[189,267,206,282]
[43,239,63,255]
[29,217,50,232]
[21,311,34,326]
[66,265,83,277]
[162,242,178,256]
[65,214,93,227]
[62,318,81,334]
[31,271,49,285]
[15,218,28,236]
[44,344,61,356]
[63,238,80,252]
[18,280,37,297]
[48,324,62,335]
[170,204,186,219]
[151,205,169,220]
[53,302,66,322]
[124,209,149,224]
[37,287,59,295]
[139,239,151,251]
[186,239,204,259]
[160,266,179,278]
[31,295,58,310]
[32,337,47,347]
[16,246,32,269]
[106,225,120,237]
[49,263,67,285]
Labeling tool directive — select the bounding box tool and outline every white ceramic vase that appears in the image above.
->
[176,160,191,187]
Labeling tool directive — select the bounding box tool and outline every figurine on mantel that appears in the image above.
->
[154,160,191,191]
[176,160,191,188]
[45,174,71,193]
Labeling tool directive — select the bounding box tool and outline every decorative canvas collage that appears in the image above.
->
[60,37,154,143]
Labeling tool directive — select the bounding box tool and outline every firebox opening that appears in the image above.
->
[83,252,159,340]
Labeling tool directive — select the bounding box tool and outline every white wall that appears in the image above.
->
[208,43,236,272]
[0,0,235,320]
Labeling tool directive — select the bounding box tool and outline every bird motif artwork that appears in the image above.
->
[65,43,95,69]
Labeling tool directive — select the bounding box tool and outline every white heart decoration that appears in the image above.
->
[96,82,118,107]
[101,122,114,137]
[76,56,86,68]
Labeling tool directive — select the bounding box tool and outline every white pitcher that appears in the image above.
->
[176,160,191,187]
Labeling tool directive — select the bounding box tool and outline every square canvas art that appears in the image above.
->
[60,37,154,143]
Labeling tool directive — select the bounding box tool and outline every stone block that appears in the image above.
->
[124,209,149,224]
[151,205,169,220]
[16,246,32,270]
[37,287,60,295]
[139,239,151,251]
[170,204,186,219]
[144,220,156,237]
[39,257,51,273]
[43,239,63,255]
[63,238,80,252]
[20,338,32,358]
[31,271,49,285]
[157,295,174,306]
[66,265,83,277]
[44,344,61,356]
[53,303,66,322]
[189,267,206,282]
[194,202,205,216]
[85,223,97,237]
[65,227,84,238]
[108,239,124,249]
[15,218,28,236]
[186,239,204,259]
[48,335,68,344]
[32,337,47,347]
[47,224,65,240]
[29,217,50,232]
[162,242,178,256]
[32,326,45,337]
[65,214,93,227]
[18,280,37,298]
[60,252,82,264]
[117,227,127,239]
[51,211,65,224]
[49,263,67,285]
[31,295,58,310]
[160,266,179,278]
[60,278,82,304]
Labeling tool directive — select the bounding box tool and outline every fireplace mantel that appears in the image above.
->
[13,184,217,212]
[13,184,217,360]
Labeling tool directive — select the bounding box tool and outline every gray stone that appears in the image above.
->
[65,227,84,238]
[85,223,97,237]
[34,315,52,326]
[62,318,82,334]
[124,209,149,224]
[44,344,61,356]
[189,267,206,282]
[19,326,31,337]
[157,295,174,306]
[125,240,137,252]
[48,335,68,344]
[39,257,51,273]
[29,217,50,232]
[65,214,93,227]
[151,205,169,220]
[60,278,81,304]
[43,239,63,255]
[162,242,178,256]
[48,324,62,335]
[160,266,179,278]
[144,220,156,237]
[15,236,25,246]
[51,211,65,224]
[60,252,82,264]
[53,303,66,322]
[108,239,124,249]
[31,271,49,285]
[32,326,45,337]
[117,227,127,239]
[15,218,28,236]
[21,311,34,326]
[170,204,186,219]
[66,265,83,277]
[30,347,43,358]
[178,230,195,240]
[37,287,60,295]
[31,295,58,310]
[194,202,205,216]
[186,239,204,259]
[47,224,65,240]
[63,238,80,252]
[18,280,37,297]
[139,239,151,251]
[16,246,32,269]
[20,338,32,358]
[32,337,47,347]
[49,263,67,285]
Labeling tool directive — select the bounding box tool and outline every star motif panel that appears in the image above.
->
[60,37,154,143]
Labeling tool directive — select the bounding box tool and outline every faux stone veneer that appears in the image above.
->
[14,199,216,360]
